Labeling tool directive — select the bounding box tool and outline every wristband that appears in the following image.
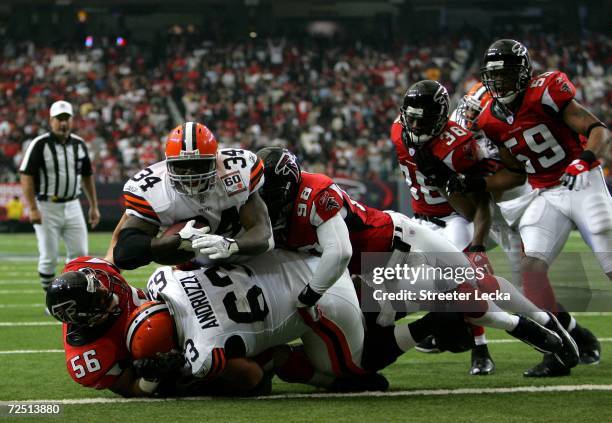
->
[578,150,596,165]
[467,244,486,252]
[585,122,606,138]
[298,284,323,307]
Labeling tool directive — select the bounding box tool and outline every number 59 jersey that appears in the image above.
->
[478,71,586,189]
[122,148,264,237]
[146,250,323,378]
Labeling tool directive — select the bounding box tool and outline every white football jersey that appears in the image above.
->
[146,250,322,378]
[123,148,264,237]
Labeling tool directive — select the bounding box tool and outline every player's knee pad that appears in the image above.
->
[584,194,612,235]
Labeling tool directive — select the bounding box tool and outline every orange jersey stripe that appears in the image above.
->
[123,192,152,208]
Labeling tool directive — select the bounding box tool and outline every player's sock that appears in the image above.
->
[39,272,54,291]
[478,274,549,325]
[466,301,520,331]
[521,269,557,312]
[394,324,417,352]
[555,303,576,331]
[471,325,487,346]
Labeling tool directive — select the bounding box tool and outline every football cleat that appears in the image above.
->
[470,344,495,376]
[415,335,441,354]
[507,316,562,355]
[544,312,579,368]
[571,324,601,365]
[329,372,389,393]
[523,353,571,378]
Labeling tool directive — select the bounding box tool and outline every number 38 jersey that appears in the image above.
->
[61,257,146,389]
[390,119,483,216]
[478,71,586,189]
[146,250,320,378]
[122,148,264,237]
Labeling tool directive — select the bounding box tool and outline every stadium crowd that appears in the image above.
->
[1,31,610,185]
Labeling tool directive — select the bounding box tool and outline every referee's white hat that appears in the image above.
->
[50,100,74,118]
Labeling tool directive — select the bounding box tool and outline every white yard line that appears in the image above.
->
[0,304,44,308]
[0,349,63,354]
[2,384,612,404]
[1,338,612,354]
[0,321,60,327]
[0,290,43,294]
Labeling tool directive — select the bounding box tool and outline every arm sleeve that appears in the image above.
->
[308,213,353,295]
[249,157,265,193]
[541,72,576,114]
[19,138,44,175]
[123,191,161,225]
[80,143,93,177]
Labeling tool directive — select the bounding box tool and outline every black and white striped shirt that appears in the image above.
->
[19,132,93,201]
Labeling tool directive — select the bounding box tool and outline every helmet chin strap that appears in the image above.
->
[498,92,517,104]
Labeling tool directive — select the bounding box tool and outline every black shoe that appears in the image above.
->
[329,372,389,392]
[470,344,495,376]
[571,324,601,365]
[507,316,562,354]
[415,335,441,354]
[544,312,579,368]
[523,353,571,377]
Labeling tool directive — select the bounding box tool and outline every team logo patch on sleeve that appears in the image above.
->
[318,191,341,211]
[222,171,247,196]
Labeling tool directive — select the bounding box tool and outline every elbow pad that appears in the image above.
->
[114,228,153,270]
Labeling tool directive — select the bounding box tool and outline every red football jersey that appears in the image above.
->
[61,257,146,389]
[277,172,393,273]
[478,71,586,188]
[390,119,482,216]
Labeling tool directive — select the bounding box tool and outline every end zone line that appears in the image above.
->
[3,384,612,404]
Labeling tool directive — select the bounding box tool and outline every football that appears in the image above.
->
[159,219,208,265]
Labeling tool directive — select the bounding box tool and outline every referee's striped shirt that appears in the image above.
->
[19,132,93,201]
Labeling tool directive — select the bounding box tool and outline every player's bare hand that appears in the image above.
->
[29,208,42,225]
[88,207,101,229]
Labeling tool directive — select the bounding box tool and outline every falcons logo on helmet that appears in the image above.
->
[275,152,300,181]
[51,300,78,323]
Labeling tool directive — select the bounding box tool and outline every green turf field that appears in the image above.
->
[0,231,610,422]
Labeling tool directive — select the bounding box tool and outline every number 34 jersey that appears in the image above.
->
[146,250,320,379]
[122,148,264,237]
[478,71,587,189]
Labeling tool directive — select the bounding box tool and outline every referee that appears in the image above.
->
[19,100,101,291]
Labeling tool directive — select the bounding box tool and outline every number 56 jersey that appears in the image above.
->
[123,148,264,237]
[146,250,353,378]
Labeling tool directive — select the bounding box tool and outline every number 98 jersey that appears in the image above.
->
[478,71,586,189]
[146,250,320,379]
[122,148,264,238]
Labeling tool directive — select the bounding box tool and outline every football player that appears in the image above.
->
[44,257,167,397]
[110,122,273,270]
[449,39,609,376]
[390,80,523,374]
[451,81,528,288]
[255,147,579,373]
[144,249,374,391]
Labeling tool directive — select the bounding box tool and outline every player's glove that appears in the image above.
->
[465,244,494,275]
[132,350,185,380]
[297,284,323,322]
[414,148,452,187]
[445,173,486,196]
[560,150,596,191]
[177,220,210,251]
[192,234,239,260]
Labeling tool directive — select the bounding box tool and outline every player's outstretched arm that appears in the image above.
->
[235,192,274,255]
[104,212,128,263]
[108,367,158,398]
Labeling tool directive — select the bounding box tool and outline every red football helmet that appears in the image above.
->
[125,301,177,360]
[165,122,218,196]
